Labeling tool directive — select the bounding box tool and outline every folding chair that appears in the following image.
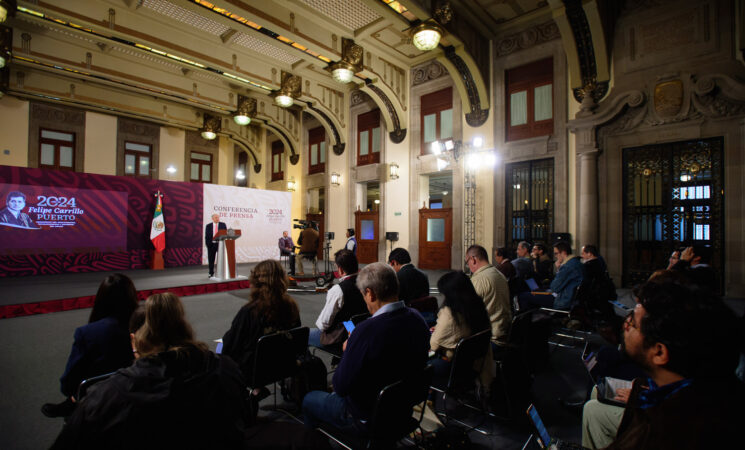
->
[77,371,116,400]
[249,327,310,418]
[318,363,434,449]
[430,329,493,434]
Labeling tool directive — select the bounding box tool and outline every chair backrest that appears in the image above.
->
[350,312,371,325]
[367,363,434,444]
[408,296,438,314]
[77,371,116,400]
[446,329,491,391]
[250,327,309,388]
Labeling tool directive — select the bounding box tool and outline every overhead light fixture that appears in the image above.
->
[411,20,443,51]
[330,172,341,186]
[329,38,363,84]
[166,165,177,174]
[233,95,256,126]
[0,25,11,69]
[0,1,16,24]
[472,136,483,148]
[287,177,296,192]
[374,199,380,205]
[200,114,220,140]
[235,169,245,180]
[274,71,301,108]
[389,162,400,180]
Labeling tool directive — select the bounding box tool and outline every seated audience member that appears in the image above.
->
[511,241,534,280]
[222,259,301,386]
[387,248,429,303]
[309,249,367,351]
[601,282,744,450]
[430,271,493,390]
[42,273,139,418]
[671,245,719,294]
[576,245,617,318]
[494,247,516,281]
[531,243,554,288]
[297,223,320,276]
[302,263,430,432]
[665,249,681,270]
[466,245,511,347]
[518,241,583,311]
[51,293,251,450]
[278,230,296,276]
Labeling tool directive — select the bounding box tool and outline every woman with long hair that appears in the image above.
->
[52,292,252,450]
[222,259,301,382]
[42,273,139,418]
[430,271,493,389]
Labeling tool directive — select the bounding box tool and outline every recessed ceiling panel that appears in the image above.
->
[298,0,381,30]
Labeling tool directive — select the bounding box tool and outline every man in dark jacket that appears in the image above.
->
[309,249,367,351]
[302,263,430,431]
[605,282,744,450]
[387,248,429,303]
[672,245,719,295]
[205,213,227,278]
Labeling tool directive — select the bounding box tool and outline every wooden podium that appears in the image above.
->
[213,229,244,280]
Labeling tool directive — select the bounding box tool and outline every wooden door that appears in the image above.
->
[419,208,452,270]
[354,210,379,264]
[306,213,324,260]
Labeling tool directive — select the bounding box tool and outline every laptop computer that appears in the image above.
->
[525,277,540,291]
[526,404,583,450]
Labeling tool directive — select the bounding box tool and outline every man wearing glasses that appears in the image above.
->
[465,245,511,347]
[600,281,743,449]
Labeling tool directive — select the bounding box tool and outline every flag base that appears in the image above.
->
[151,250,164,270]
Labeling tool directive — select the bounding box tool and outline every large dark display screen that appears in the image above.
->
[0,183,128,254]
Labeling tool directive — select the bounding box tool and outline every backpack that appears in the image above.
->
[282,352,328,406]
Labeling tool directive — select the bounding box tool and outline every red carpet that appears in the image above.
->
[0,279,251,319]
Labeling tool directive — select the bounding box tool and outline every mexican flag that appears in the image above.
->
[150,191,166,252]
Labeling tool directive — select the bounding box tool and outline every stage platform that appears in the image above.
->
[0,262,335,319]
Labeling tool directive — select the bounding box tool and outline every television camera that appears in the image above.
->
[293,219,318,230]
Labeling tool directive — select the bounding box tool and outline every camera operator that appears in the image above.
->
[296,220,320,276]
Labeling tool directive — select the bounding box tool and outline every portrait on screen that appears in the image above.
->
[0,191,40,230]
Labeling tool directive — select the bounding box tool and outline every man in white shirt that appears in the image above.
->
[308,249,367,350]
[344,228,357,255]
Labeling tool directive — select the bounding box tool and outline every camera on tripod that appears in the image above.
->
[293,219,317,230]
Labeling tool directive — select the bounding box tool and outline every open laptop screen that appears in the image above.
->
[526,278,540,291]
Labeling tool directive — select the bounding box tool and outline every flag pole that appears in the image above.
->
[150,189,165,270]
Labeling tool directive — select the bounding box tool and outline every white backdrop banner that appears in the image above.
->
[203,184,292,263]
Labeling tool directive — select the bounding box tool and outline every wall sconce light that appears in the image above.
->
[0,25,11,69]
[389,162,399,180]
[166,165,177,174]
[232,95,256,126]
[411,20,443,51]
[330,172,341,186]
[235,169,246,180]
[329,38,363,84]
[200,114,220,140]
[287,177,296,192]
[274,71,301,108]
[0,1,16,24]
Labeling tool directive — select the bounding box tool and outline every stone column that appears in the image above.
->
[578,149,599,248]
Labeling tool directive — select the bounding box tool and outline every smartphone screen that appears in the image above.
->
[343,320,355,333]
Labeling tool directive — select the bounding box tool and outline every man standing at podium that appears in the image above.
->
[205,213,227,278]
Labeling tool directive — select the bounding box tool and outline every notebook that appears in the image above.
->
[526,404,583,450]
